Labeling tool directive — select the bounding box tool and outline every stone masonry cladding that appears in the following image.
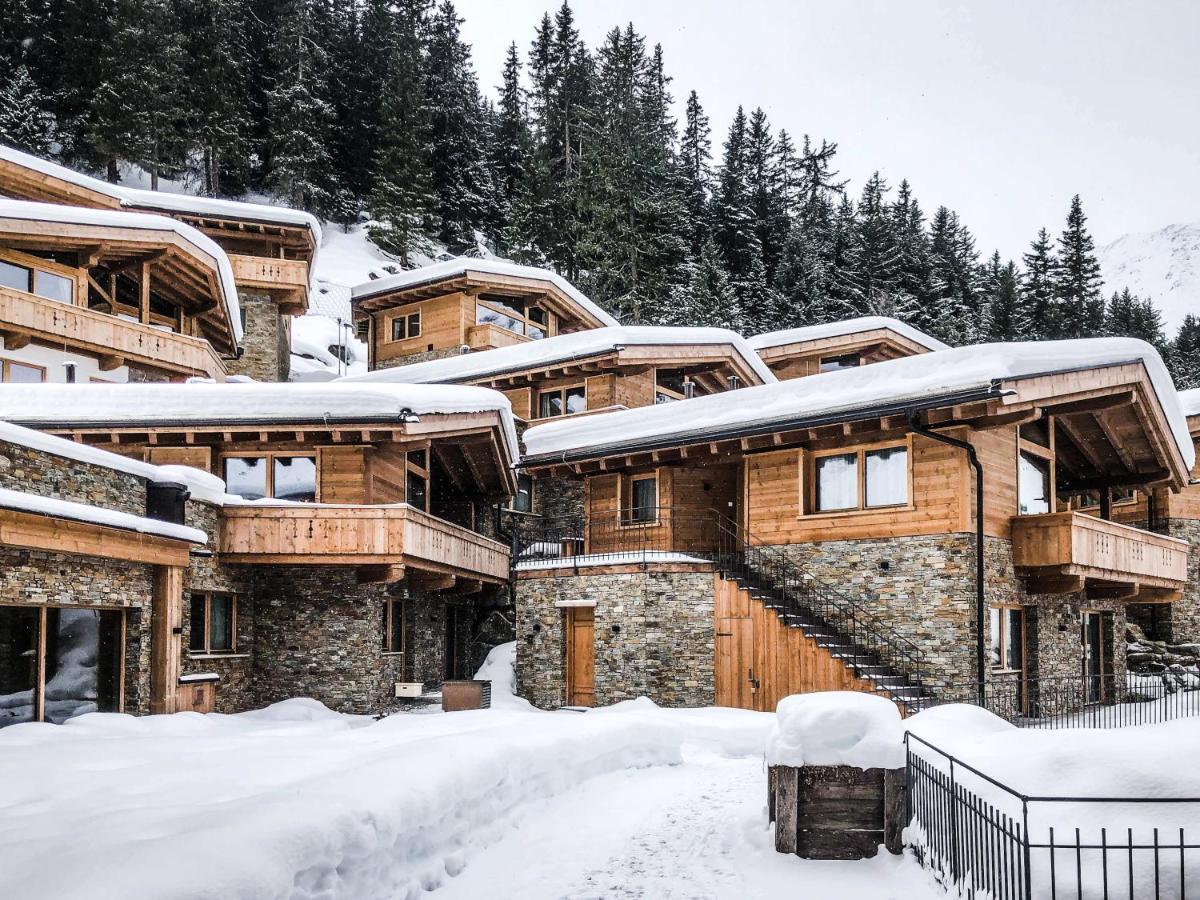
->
[515,569,715,709]
[1164,517,1200,643]
[0,546,155,714]
[374,346,462,370]
[225,292,290,383]
[0,439,147,515]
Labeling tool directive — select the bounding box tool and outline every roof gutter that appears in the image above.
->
[519,383,1004,469]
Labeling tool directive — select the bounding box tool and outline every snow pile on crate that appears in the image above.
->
[767,691,905,769]
[523,337,1194,470]
[748,316,949,352]
[344,325,776,386]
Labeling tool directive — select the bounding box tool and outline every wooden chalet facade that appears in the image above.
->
[514,340,1194,715]
[747,317,949,381]
[0,143,320,383]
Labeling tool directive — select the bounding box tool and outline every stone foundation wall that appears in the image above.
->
[125,362,173,383]
[533,474,585,521]
[0,439,147,515]
[0,546,155,715]
[1165,518,1200,643]
[374,346,462,370]
[226,292,289,383]
[515,569,716,709]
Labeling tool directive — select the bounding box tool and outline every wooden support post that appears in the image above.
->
[150,565,184,715]
[773,765,799,855]
[883,768,907,855]
[139,260,151,325]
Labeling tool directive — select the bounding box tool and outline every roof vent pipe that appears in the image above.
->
[62,361,76,384]
[460,344,471,355]
[683,380,695,400]
[726,375,740,391]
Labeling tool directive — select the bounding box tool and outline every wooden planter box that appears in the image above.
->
[442,680,492,712]
[768,764,905,859]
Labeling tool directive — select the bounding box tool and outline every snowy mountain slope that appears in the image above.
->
[1099,223,1200,332]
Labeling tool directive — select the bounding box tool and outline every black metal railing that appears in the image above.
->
[932,673,1200,730]
[511,507,928,699]
[906,731,1200,899]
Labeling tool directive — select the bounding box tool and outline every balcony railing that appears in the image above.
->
[0,285,226,379]
[466,323,531,351]
[218,503,510,583]
[227,254,309,309]
[1012,510,1188,594]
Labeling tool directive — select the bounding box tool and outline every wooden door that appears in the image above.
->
[566,607,595,707]
[715,577,757,709]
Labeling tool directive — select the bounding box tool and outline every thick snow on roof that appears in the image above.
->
[351,256,620,328]
[747,316,950,353]
[1179,387,1200,419]
[0,197,243,343]
[0,143,322,243]
[341,326,776,386]
[0,382,520,463]
[0,486,206,544]
[524,337,1195,470]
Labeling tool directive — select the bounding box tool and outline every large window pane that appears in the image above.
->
[865,447,908,507]
[988,606,1001,668]
[34,270,74,304]
[477,300,525,335]
[224,457,268,500]
[43,608,121,724]
[565,386,586,415]
[388,599,405,653]
[815,453,858,511]
[0,260,31,293]
[189,594,207,652]
[1019,452,1051,515]
[0,606,39,727]
[538,391,562,418]
[407,471,427,510]
[630,477,657,522]
[1005,608,1023,672]
[4,362,44,383]
[512,473,533,512]
[208,596,233,652]
[820,353,860,373]
[273,456,316,502]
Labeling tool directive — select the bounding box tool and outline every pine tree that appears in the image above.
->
[853,172,910,319]
[1021,227,1057,340]
[1051,195,1105,337]
[889,179,934,332]
[679,90,712,256]
[745,108,786,286]
[672,238,739,329]
[927,206,979,345]
[89,0,189,188]
[489,42,535,257]
[1171,315,1200,390]
[981,252,1025,341]
[0,64,54,155]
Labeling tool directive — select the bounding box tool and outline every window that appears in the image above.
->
[0,605,124,727]
[223,454,317,502]
[809,441,911,514]
[190,593,236,654]
[815,453,858,512]
[35,270,74,304]
[989,606,1024,672]
[623,474,658,524]
[820,353,861,373]
[537,385,586,418]
[0,259,31,293]
[383,598,406,654]
[406,447,429,511]
[390,310,421,342]
[0,359,45,383]
[511,473,534,513]
[1018,451,1051,515]
[476,295,553,340]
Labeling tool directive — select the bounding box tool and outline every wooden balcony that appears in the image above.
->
[218,503,510,587]
[466,322,531,352]
[0,285,226,379]
[1012,511,1188,601]
[227,254,309,313]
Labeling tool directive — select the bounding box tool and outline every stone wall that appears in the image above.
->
[0,546,155,715]
[1165,517,1200,643]
[515,568,715,709]
[374,346,462,370]
[0,439,147,515]
[533,474,585,521]
[226,292,289,382]
[125,362,173,383]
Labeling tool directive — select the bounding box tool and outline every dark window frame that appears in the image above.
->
[189,592,237,655]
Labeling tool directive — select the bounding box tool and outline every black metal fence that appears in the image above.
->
[932,674,1200,730]
[906,732,1200,899]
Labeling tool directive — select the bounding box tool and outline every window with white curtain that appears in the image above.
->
[815,453,858,511]
[865,446,908,507]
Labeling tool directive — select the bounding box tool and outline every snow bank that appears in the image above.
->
[748,316,950,352]
[0,197,243,342]
[472,642,533,711]
[592,697,775,758]
[766,691,905,769]
[351,256,620,328]
[0,486,206,543]
[290,314,369,382]
[343,325,775,386]
[523,337,1195,471]
[1180,387,1200,418]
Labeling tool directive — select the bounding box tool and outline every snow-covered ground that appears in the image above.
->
[0,646,944,900]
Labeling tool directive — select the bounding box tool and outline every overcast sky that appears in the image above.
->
[456,0,1199,262]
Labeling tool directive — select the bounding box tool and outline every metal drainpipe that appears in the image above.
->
[907,410,987,701]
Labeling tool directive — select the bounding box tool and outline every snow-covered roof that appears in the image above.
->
[340,326,776,386]
[0,382,520,464]
[0,142,321,246]
[523,338,1195,471]
[351,257,620,328]
[0,197,244,344]
[747,316,950,353]
[0,486,206,544]
[1179,388,1200,419]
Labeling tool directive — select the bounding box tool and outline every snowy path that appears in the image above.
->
[436,748,941,900]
